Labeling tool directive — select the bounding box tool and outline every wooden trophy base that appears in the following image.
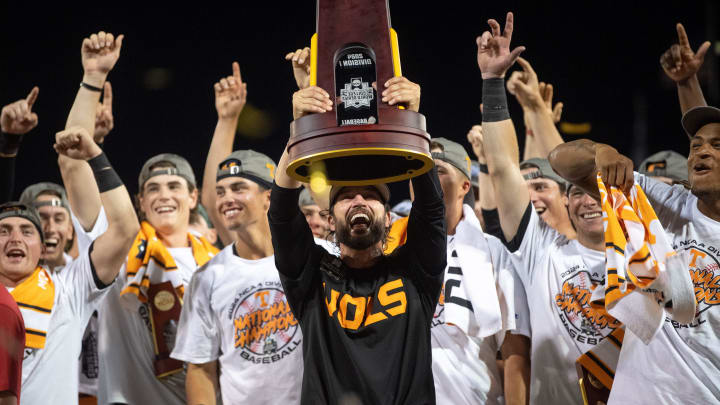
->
[287,108,432,186]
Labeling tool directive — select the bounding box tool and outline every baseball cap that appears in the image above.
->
[681,106,720,137]
[0,201,44,242]
[328,183,390,207]
[138,153,197,191]
[430,137,472,180]
[216,150,277,189]
[298,188,317,208]
[638,150,688,182]
[19,182,70,212]
[520,158,567,187]
[470,160,480,188]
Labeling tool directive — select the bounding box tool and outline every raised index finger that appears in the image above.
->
[26,86,39,108]
[515,56,535,75]
[676,23,690,48]
[103,82,113,112]
[232,61,242,83]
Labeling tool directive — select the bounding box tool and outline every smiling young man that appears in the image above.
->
[1,123,139,405]
[97,153,219,405]
[548,106,720,404]
[475,12,619,404]
[171,149,306,405]
[269,75,445,404]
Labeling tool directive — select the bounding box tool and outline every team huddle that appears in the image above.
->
[0,10,718,405]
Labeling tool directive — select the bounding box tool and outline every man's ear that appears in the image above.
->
[461,179,471,196]
[327,212,336,232]
[189,187,199,210]
[384,210,391,228]
[562,193,569,207]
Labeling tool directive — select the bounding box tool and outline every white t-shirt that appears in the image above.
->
[431,212,530,405]
[608,174,720,404]
[514,209,611,405]
[97,246,196,405]
[17,247,110,405]
[172,245,303,405]
[70,207,108,397]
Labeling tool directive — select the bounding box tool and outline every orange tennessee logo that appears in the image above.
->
[324,279,407,331]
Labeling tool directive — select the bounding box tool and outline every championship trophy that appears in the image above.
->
[147,281,184,377]
[286,0,433,186]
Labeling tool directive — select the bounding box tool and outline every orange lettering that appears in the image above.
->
[337,294,365,330]
[254,290,270,307]
[325,288,339,317]
[363,296,388,326]
[378,279,407,316]
[688,249,707,267]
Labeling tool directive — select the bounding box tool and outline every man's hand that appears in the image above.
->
[54,126,102,161]
[539,82,563,124]
[466,125,487,163]
[292,86,332,120]
[476,12,525,79]
[0,87,39,134]
[82,31,124,86]
[506,57,542,110]
[381,76,421,112]
[214,62,247,120]
[285,47,311,90]
[595,144,634,192]
[94,82,114,144]
[660,23,711,84]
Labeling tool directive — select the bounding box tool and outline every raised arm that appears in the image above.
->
[659,23,710,114]
[0,88,39,202]
[475,12,530,242]
[506,57,564,160]
[60,31,123,231]
[548,139,634,200]
[201,62,247,246]
[54,127,139,285]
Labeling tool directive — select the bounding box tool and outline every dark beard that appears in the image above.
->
[336,219,385,250]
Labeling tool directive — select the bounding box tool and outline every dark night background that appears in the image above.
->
[1,1,718,204]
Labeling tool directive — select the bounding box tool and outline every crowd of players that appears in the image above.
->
[0,10,718,405]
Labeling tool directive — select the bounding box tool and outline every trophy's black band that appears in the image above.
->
[481,78,510,122]
[0,132,23,157]
[88,152,123,193]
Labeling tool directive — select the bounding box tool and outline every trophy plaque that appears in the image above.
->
[148,281,184,377]
[286,0,433,186]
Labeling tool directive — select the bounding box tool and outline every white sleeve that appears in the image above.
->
[634,172,690,226]
[71,207,109,255]
[171,265,220,364]
[514,209,558,285]
[489,236,531,339]
[63,243,113,326]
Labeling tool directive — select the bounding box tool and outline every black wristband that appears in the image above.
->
[481,78,510,122]
[478,163,489,174]
[0,132,23,157]
[88,152,123,192]
[80,82,103,92]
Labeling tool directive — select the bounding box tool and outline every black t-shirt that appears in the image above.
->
[268,169,446,405]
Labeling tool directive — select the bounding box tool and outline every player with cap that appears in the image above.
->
[549,105,720,404]
[425,137,531,404]
[476,12,621,403]
[638,150,689,185]
[270,75,445,404]
[172,149,306,404]
[96,151,219,405]
[1,121,138,405]
[298,188,330,239]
